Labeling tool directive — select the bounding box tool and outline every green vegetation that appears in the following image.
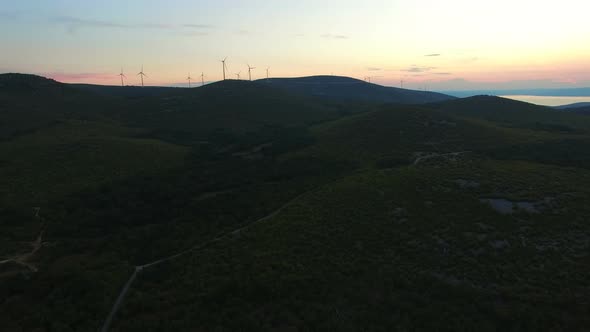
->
[1,74,589,331]
[116,159,590,331]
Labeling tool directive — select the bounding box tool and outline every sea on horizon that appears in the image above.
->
[501,95,590,107]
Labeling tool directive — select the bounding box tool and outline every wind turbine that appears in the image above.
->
[247,64,255,81]
[118,68,126,87]
[187,73,192,88]
[266,67,270,79]
[365,76,382,83]
[221,57,228,80]
[201,72,205,86]
[235,71,241,80]
[137,65,147,87]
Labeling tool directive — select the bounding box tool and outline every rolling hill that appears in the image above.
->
[427,95,590,132]
[554,102,590,115]
[257,75,455,104]
[1,73,590,331]
[109,79,343,144]
[555,102,590,110]
[570,107,590,115]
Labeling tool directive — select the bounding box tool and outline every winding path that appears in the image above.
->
[100,188,313,332]
[0,229,45,273]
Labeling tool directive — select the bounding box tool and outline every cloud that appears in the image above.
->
[52,16,213,34]
[321,34,349,39]
[402,66,436,73]
[179,31,209,37]
[137,23,175,30]
[434,72,452,75]
[367,67,381,71]
[182,24,214,29]
[53,16,128,29]
[425,53,441,57]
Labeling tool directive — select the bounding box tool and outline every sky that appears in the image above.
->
[1,0,589,90]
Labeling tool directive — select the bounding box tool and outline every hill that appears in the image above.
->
[114,158,590,331]
[427,95,590,133]
[0,74,117,141]
[445,87,590,98]
[110,79,343,145]
[2,73,590,331]
[71,84,183,98]
[0,73,62,91]
[571,107,590,115]
[555,102,590,115]
[257,75,455,104]
[554,102,590,110]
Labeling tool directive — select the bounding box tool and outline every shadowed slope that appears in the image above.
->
[428,95,590,132]
[258,76,455,104]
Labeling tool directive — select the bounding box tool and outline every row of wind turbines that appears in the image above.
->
[117,58,270,88]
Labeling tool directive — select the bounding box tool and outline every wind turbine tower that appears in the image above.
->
[118,68,126,87]
[187,73,192,88]
[235,71,241,80]
[248,64,256,81]
[365,76,382,84]
[137,65,147,87]
[266,67,270,79]
[201,72,205,86]
[221,57,228,80]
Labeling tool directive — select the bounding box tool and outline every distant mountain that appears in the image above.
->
[555,102,590,110]
[444,87,590,98]
[427,95,590,132]
[257,76,455,104]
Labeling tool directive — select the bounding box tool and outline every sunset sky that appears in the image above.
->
[1,0,589,90]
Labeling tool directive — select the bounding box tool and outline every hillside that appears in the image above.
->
[111,79,343,145]
[257,75,455,104]
[1,74,590,331]
[554,102,590,115]
[115,158,590,331]
[555,102,590,110]
[427,95,590,133]
[446,87,590,98]
[72,84,183,98]
[0,74,118,141]
[571,107,590,115]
